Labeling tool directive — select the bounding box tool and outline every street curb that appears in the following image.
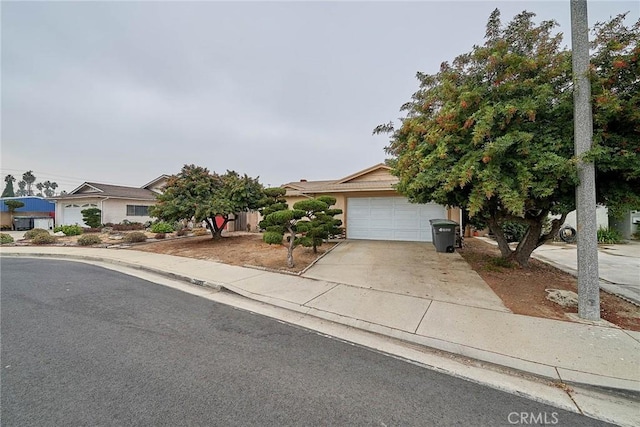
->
[2,250,639,396]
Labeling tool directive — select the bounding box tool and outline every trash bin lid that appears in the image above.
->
[429,219,459,226]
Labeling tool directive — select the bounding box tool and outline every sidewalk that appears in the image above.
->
[532,240,640,305]
[2,244,638,397]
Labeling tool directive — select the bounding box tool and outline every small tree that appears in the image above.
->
[81,207,102,228]
[259,192,342,267]
[4,200,25,230]
[259,189,304,268]
[2,175,16,198]
[150,164,265,240]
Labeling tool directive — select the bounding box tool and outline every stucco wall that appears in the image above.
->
[102,199,155,224]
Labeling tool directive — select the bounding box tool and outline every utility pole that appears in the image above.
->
[571,0,600,320]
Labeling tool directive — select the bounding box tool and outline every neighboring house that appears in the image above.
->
[51,176,169,227]
[281,164,460,242]
[0,196,56,230]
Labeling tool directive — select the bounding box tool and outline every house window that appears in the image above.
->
[126,205,150,216]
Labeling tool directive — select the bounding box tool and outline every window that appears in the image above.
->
[126,205,150,216]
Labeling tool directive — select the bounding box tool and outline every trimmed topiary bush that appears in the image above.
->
[123,231,147,243]
[24,228,51,239]
[150,221,175,233]
[31,233,58,244]
[0,233,14,244]
[154,232,166,239]
[77,234,102,246]
[54,225,84,236]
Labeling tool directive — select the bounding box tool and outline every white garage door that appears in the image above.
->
[347,197,447,242]
[62,203,97,226]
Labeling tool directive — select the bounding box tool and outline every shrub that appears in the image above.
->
[24,228,51,239]
[501,221,527,243]
[81,207,102,228]
[112,222,145,231]
[77,234,102,246]
[150,221,175,233]
[176,228,188,237]
[54,225,84,236]
[154,232,167,239]
[31,233,58,244]
[123,231,147,243]
[0,233,14,244]
[597,227,623,244]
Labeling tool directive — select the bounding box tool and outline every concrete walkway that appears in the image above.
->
[532,240,640,305]
[2,244,638,398]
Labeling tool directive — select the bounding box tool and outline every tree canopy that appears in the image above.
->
[376,10,640,266]
[149,164,265,239]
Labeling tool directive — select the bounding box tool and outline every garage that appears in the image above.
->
[62,203,97,226]
[346,197,447,242]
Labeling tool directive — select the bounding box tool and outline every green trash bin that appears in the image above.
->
[429,219,458,253]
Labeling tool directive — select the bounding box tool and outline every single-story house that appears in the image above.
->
[51,175,169,227]
[281,164,460,242]
[0,196,56,230]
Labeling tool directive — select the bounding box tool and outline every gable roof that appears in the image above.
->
[52,177,167,201]
[281,164,399,196]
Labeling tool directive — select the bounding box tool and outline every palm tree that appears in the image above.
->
[16,181,27,197]
[22,171,36,196]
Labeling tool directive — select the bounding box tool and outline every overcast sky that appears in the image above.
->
[2,1,637,193]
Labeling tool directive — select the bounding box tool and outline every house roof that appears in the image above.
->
[281,163,399,196]
[51,179,163,201]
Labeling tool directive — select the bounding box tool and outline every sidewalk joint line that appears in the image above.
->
[413,300,432,334]
[555,367,584,415]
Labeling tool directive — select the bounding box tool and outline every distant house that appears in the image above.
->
[0,196,56,230]
[51,176,169,227]
[281,164,460,242]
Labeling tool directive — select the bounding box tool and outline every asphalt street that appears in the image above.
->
[1,258,610,426]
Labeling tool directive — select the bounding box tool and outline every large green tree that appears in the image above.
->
[150,164,265,239]
[376,10,639,267]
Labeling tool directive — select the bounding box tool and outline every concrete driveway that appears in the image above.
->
[302,240,509,312]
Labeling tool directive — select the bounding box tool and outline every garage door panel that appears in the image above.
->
[347,197,447,242]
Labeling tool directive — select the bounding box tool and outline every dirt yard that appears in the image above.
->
[17,230,640,331]
[131,232,335,273]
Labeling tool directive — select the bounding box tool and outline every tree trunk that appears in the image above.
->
[486,217,513,258]
[512,220,543,267]
[286,224,296,268]
[487,211,568,268]
[203,218,222,240]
